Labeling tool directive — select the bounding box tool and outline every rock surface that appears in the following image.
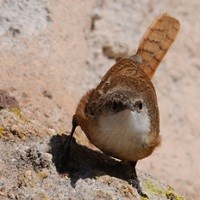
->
[0,132,186,200]
[0,0,198,199]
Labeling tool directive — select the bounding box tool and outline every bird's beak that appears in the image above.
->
[127,104,141,113]
[127,104,135,112]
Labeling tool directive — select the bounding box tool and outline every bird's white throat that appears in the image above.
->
[99,109,150,137]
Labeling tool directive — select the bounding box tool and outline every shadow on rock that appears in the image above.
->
[49,134,133,187]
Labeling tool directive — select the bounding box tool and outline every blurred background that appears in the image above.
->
[0,0,199,199]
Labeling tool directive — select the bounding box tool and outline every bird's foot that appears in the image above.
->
[129,178,148,198]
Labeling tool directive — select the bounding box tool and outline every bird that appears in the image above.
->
[60,13,180,197]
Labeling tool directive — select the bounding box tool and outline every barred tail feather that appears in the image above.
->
[137,13,180,79]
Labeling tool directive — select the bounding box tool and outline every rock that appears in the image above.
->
[37,168,50,179]
[0,90,19,110]
[42,90,53,99]
[24,170,32,180]
[7,191,15,199]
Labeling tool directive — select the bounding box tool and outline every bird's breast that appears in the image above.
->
[91,110,153,161]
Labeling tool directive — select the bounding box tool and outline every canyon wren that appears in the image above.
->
[61,13,180,197]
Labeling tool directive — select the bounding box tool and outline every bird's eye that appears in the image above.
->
[135,100,143,112]
[106,100,124,113]
[111,101,124,113]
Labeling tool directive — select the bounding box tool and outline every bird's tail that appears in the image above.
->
[136,13,180,79]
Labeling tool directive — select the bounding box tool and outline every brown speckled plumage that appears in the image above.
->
[74,13,180,161]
